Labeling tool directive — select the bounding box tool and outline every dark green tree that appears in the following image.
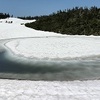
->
[25,7,100,36]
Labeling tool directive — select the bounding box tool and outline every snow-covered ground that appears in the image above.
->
[0,18,62,40]
[0,79,100,100]
[1,18,100,60]
[5,36,100,60]
[0,18,100,99]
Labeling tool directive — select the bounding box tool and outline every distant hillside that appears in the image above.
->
[18,16,39,20]
[25,7,100,36]
[0,13,10,19]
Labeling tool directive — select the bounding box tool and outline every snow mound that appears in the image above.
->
[5,36,100,59]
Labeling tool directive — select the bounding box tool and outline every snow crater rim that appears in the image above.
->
[4,37,100,61]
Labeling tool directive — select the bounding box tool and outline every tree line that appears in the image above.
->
[18,16,39,20]
[25,6,100,36]
[0,13,10,19]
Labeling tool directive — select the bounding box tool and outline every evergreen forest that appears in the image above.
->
[25,7,100,36]
[0,13,10,19]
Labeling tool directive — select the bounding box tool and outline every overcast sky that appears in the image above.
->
[0,0,100,16]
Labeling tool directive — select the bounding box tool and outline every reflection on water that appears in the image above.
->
[0,50,100,81]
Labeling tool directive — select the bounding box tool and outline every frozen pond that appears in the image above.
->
[0,44,100,81]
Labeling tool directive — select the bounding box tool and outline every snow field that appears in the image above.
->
[0,18,63,40]
[0,79,100,100]
[5,36,100,59]
[0,18,100,99]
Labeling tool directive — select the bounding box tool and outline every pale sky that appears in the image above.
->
[0,0,100,16]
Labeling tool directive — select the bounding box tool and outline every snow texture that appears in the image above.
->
[0,79,100,100]
[5,36,100,59]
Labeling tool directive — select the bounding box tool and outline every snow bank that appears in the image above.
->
[0,79,100,100]
[5,36,100,59]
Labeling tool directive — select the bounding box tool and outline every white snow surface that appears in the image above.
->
[0,18,100,99]
[0,18,62,40]
[0,79,100,100]
[5,36,100,59]
[0,17,35,25]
